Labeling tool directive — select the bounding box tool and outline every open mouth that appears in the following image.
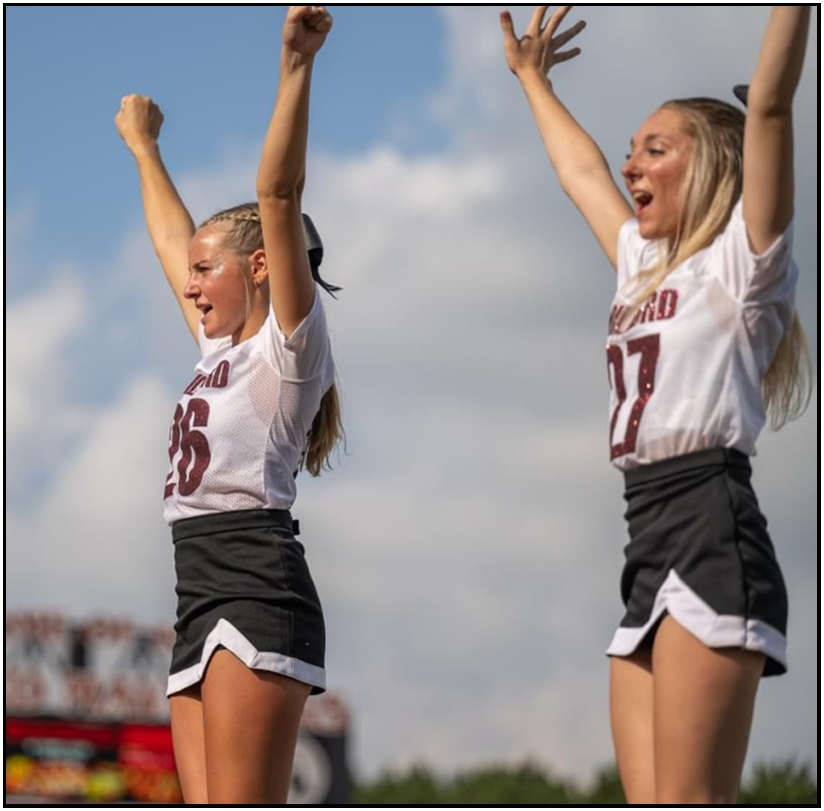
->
[197,304,213,320]
[633,191,654,217]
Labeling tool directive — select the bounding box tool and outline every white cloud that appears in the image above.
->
[8,373,178,622]
[7,277,89,464]
[7,237,180,621]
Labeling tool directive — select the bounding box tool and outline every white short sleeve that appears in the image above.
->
[706,200,796,304]
[258,289,333,383]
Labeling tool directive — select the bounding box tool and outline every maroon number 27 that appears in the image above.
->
[607,334,660,460]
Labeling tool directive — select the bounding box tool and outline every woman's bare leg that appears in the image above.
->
[170,685,209,804]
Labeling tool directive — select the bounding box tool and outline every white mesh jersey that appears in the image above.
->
[606,200,797,470]
[163,291,335,524]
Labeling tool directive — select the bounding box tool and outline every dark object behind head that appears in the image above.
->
[200,204,341,299]
[302,214,342,298]
[733,85,749,108]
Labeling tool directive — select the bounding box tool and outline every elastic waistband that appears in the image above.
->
[172,508,297,542]
[624,448,751,489]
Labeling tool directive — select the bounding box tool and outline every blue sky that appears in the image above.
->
[7,5,445,278]
[7,5,819,782]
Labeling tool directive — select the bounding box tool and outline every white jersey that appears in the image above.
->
[607,200,797,470]
[163,291,335,524]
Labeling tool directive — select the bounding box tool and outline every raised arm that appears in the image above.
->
[115,96,199,341]
[501,6,632,270]
[256,6,332,338]
[743,6,811,254]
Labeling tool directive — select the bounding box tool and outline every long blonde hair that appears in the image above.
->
[632,98,811,429]
[201,202,345,474]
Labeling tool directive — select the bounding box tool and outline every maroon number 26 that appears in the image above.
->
[164,399,212,498]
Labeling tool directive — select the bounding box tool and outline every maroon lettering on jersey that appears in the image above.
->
[609,289,678,335]
[182,361,231,396]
